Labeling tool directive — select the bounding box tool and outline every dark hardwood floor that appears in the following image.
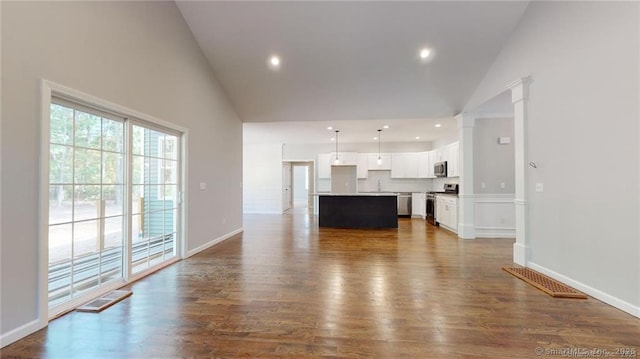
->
[2,212,639,358]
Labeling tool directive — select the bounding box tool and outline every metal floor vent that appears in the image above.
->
[76,290,132,313]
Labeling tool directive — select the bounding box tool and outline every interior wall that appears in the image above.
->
[243,143,283,214]
[467,1,639,310]
[1,1,243,340]
[474,117,515,194]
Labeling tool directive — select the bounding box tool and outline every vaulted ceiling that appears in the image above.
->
[176,1,528,142]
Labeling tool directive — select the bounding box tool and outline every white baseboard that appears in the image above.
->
[528,262,640,319]
[0,319,44,348]
[475,226,515,238]
[185,227,243,258]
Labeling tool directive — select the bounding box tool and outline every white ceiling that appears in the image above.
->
[176,1,528,143]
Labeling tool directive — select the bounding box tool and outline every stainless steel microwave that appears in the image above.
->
[434,161,447,177]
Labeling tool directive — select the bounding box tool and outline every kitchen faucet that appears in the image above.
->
[377,179,382,192]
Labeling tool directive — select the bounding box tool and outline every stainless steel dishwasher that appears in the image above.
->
[397,193,412,216]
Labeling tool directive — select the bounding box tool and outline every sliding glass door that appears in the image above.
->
[48,101,125,307]
[131,124,179,274]
[47,98,181,313]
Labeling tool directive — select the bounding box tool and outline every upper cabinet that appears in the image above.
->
[447,142,459,178]
[318,142,459,179]
[417,151,436,179]
[331,152,357,166]
[368,153,391,170]
[391,153,419,178]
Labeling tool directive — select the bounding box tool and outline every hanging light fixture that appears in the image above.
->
[334,130,340,165]
[377,129,382,165]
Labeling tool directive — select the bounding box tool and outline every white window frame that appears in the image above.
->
[39,80,189,326]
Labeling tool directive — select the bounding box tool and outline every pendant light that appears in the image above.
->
[377,129,382,165]
[334,130,340,165]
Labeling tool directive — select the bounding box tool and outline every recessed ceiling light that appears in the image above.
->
[383,125,389,129]
[373,137,378,140]
[419,48,431,60]
[415,136,421,140]
[268,55,281,69]
[435,123,442,128]
[330,137,335,141]
[327,126,333,130]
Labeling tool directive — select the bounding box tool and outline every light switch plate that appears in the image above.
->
[199,182,207,190]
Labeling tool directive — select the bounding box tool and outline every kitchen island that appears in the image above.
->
[316,193,398,229]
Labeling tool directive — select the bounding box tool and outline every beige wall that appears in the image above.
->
[1,1,242,339]
[467,1,639,311]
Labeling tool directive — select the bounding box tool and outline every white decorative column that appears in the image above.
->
[507,77,531,266]
[456,113,476,239]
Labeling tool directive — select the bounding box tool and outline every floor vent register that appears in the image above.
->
[76,290,133,313]
[502,266,587,299]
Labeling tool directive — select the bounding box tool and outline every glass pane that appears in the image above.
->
[49,145,73,184]
[164,232,176,260]
[49,185,73,225]
[74,148,102,184]
[146,159,161,185]
[164,185,177,209]
[145,187,163,212]
[50,104,73,145]
[132,126,145,155]
[147,129,163,158]
[49,223,72,265]
[102,118,123,152]
[132,155,144,184]
[164,135,177,160]
[132,185,145,214]
[162,160,177,184]
[75,110,101,149]
[104,217,123,250]
[74,220,99,257]
[131,214,145,244]
[103,185,123,217]
[103,152,124,184]
[162,210,175,237]
[74,185,101,221]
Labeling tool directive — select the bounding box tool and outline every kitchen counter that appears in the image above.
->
[314,192,399,196]
[316,193,398,228]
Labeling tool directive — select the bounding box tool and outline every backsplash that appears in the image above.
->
[360,171,431,192]
[317,171,460,193]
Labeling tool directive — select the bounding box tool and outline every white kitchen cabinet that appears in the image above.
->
[417,152,429,178]
[417,151,436,178]
[436,195,458,233]
[391,153,419,178]
[318,153,331,179]
[368,153,392,170]
[330,152,357,166]
[447,142,460,177]
[357,153,369,179]
[412,192,426,218]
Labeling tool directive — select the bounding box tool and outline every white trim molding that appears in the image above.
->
[529,262,640,319]
[185,227,243,258]
[506,76,531,265]
[0,320,43,348]
[474,194,516,238]
[455,113,476,239]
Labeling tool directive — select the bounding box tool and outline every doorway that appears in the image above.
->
[282,161,315,214]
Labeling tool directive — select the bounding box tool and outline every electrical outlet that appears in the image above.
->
[481,182,486,189]
[536,183,544,192]
[222,218,226,224]
[199,182,207,190]
[500,182,505,189]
